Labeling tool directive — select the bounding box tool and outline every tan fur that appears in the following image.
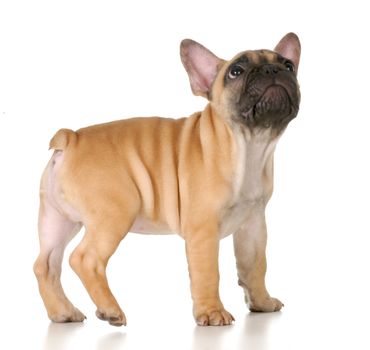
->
[34,34,300,326]
[58,108,235,234]
[49,128,76,150]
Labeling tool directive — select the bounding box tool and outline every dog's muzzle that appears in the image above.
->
[240,65,299,128]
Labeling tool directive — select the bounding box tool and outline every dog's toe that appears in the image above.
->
[96,309,126,326]
[248,297,284,312]
[196,309,234,327]
[50,307,86,323]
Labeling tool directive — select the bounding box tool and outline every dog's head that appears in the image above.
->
[181,33,301,133]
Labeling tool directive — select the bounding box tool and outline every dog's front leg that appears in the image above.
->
[185,221,234,326]
[233,211,283,312]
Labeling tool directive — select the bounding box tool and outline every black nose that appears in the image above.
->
[261,64,280,75]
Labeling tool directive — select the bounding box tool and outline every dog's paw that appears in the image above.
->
[96,308,127,327]
[248,297,284,312]
[50,307,86,323]
[196,309,235,326]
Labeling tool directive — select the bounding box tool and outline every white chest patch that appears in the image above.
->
[219,129,279,238]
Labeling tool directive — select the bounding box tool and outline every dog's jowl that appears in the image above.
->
[34,33,301,326]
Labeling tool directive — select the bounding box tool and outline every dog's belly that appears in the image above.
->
[130,217,175,235]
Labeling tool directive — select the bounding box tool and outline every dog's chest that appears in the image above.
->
[219,131,277,238]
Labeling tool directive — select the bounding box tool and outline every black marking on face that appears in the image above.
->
[222,50,300,132]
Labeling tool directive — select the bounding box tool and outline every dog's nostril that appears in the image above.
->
[263,65,279,75]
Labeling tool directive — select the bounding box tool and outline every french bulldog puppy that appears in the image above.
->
[34,33,301,326]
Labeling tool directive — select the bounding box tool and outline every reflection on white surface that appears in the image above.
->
[96,332,127,350]
[190,312,282,350]
[40,313,281,350]
[239,313,281,350]
[42,322,127,350]
[43,323,85,350]
[192,323,234,350]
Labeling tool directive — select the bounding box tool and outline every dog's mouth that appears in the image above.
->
[241,85,296,128]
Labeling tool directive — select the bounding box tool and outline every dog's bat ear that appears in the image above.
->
[180,39,223,99]
[274,33,301,74]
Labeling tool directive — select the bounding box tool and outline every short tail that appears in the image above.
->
[49,128,76,150]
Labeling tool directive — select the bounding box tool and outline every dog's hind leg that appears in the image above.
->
[69,205,138,327]
[34,196,85,322]
[34,152,85,323]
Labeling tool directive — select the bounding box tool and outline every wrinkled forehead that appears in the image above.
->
[230,49,286,65]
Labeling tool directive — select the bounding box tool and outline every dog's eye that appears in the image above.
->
[228,65,245,79]
[285,61,295,72]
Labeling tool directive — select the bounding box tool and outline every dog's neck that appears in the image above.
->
[235,125,282,160]
[217,122,283,237]
[229,123,283,204]
[201,104,284,203]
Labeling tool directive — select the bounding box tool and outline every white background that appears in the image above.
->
[1,0,369,349]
